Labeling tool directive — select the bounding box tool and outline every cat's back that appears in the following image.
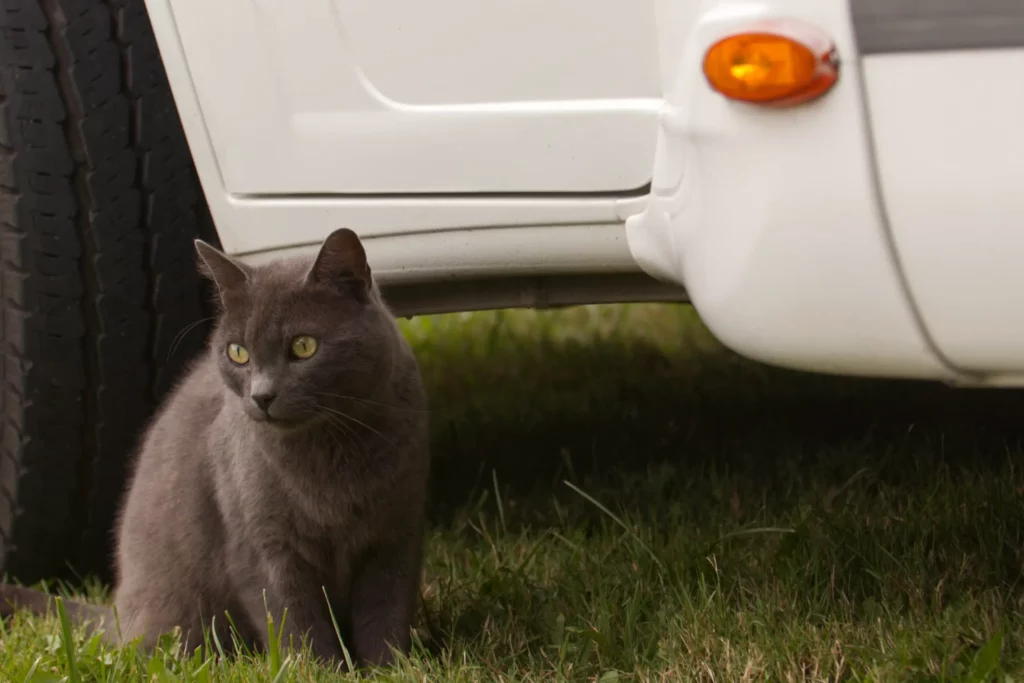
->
[143,350,227,458]
[113,348,239,645]
[118,349,227,536]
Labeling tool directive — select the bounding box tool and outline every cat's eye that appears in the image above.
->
[226,343,250,365]
[290,335,318,360]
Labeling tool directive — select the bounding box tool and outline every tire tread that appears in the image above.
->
[0,0,209,582]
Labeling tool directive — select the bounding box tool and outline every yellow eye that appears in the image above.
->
[227,343,250,365]
[290,335,318,360]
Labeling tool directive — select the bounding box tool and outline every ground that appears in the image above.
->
[2,304,1023,681]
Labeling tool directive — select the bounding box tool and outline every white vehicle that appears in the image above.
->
[0,0,1020,579]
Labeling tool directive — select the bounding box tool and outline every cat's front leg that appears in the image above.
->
[348,535,423,668]
[234,551,346,665]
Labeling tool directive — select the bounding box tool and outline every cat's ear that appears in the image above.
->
[305,228,372,300]
[195,240,251,302]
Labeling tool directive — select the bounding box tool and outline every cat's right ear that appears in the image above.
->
[195,240,251,303]
[304,228,372,301]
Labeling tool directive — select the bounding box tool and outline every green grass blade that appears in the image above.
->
[564,480,664,571]
[20,655,42,683]
[54,597,81,683]
[270,655,293,683]
[322,586,354,671]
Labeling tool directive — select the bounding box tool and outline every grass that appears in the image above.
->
[3,303,1024,681]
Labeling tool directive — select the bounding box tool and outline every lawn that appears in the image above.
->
[2,304,1024,681]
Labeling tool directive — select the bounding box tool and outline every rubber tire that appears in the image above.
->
[0,0,214,583]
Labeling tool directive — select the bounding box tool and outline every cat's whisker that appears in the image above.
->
[316,414,352,452]
[313,392,429,414]
[323,413,364,450]
[168,316,216,360]
[315,405,399,449]
[314,409,367,455]
[332,413,371,455]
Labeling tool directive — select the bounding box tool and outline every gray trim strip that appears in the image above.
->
[850,0,1024,55]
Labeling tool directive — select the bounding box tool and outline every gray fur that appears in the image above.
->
[0,229,430,669]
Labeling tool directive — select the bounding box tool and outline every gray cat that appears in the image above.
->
[0,228,431,669]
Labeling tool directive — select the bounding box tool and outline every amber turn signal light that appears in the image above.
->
[703,20,839,107]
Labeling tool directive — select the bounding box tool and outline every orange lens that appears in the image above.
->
[703,28,839,106]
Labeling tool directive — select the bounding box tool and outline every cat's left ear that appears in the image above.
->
[305,228,372,300]
[195,239,252,303]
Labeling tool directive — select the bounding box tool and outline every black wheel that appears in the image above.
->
[0,0,214,583]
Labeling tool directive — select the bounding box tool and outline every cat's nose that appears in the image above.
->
[251,392,277,413]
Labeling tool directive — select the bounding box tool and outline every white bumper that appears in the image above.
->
[626,0,950,380]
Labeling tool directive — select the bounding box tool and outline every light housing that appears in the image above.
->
[702,19,840,107]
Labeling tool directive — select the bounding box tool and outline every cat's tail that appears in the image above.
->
[0,583,114,635]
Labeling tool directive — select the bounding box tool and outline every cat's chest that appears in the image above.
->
[274,476,375,537]
[223,454,375,533]
[213,424,395,539]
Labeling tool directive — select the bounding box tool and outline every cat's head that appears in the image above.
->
[195,228,397,430]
